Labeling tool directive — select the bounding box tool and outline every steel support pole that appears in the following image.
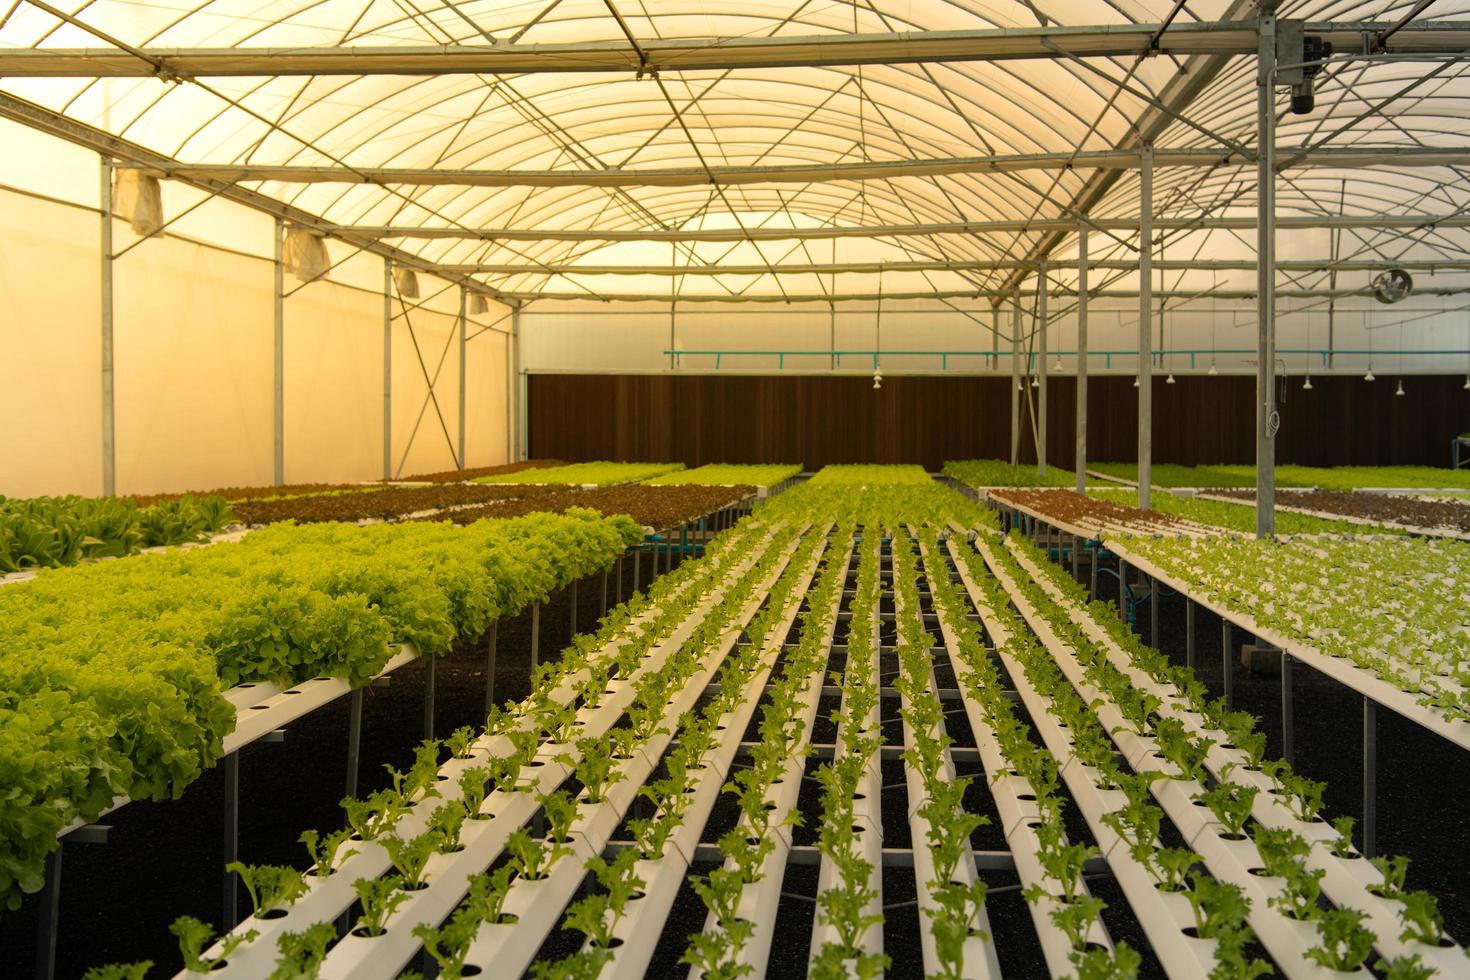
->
[530,600,540,670]
[1282,652,1295,765]
[34,848,61,980]
[1256,9,1279,538]
[990,305,999,370]
[1138,144,1154,511]
[484,622,498,716]
[1222,621,1234,710]
[504,326,514,463]
[633,547,641,594]
[601,568,608,616]
[511,307,524,460]
[272,217,284,486]
[569,580,578,640]
[616,555,624,604]
[1010,293,1021,465]
[423,653,435,740]
[1149,574,1159,647]
[457,286,466,469]
[1362,696,1377,857]
[1076,226,1088,494]
[1185,600,1196,670]
[829,298,836,370]
[222,752,240,928]
[100,157,116,497]
[1037,261,1048,477]
[1118,558,1127,614]
[382,258,393,480]
[346,689,363,798]
[1071,537,1082,585]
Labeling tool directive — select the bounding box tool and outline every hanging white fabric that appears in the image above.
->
[393,267,420,299]
[283,227,331,282]
[112,169,164,237]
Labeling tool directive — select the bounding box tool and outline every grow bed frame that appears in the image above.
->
[86,490,1464,979]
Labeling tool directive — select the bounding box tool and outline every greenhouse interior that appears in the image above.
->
[4,1,1470,978]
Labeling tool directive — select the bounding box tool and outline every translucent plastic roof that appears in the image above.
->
[3,0,1469,302]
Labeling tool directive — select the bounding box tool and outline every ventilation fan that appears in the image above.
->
[1371,269,1413,304]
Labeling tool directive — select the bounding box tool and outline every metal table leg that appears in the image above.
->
[222,752,240,928]
[1221,621,1234,710]
[346,689,363,798]
[1363,697,1378,858]
[531,600,541,671]
[423,653,436,740]
[484,623,498,717]
[1281,652,1294,765]
[1149,574,1159,648]
[33,848,61,980]
[1185,600,1196,670]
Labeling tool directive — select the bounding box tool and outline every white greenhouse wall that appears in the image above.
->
[0,118,512,498]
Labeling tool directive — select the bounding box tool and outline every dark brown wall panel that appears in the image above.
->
[529,374,1470,469]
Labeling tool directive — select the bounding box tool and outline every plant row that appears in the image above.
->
[1212,489,1470,535]
[1111,532,1470,724]
[127,463,562,505]
[472,462,686,486]
[992,488,1199,537]
[447,483,752,532]
[644,464,802,488]
[97,515,792,977]
[0,494,233,573]
[0,509,639,912]
[681,528,854,977]
[944,459,1076,488]
[985,530,1463,976]
[1088,463,1470,492]
[228,483,525,525]
[890,532,994,978]
[808,531,887,976]
[1088,488,1386,536]
[927,532,1136,977]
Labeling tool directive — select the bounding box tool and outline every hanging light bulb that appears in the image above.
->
[1133,376,1140,388]
[872,367,883,390]
[1395,378,1405,396]
[1207,363,1218,376]
[1463,375,1470,390]
[1166,373,1176,384]
[1031,375,1040,387]
[1303,375,1313,390]
[1052,355,1064,372]
[1364,368,1376,382]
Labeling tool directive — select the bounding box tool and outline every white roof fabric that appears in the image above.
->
[2,0,1468,303]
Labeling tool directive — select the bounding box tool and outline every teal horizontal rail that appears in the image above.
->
[663,348,1470,370]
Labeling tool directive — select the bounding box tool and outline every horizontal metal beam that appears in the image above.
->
[507,285,1470,304]
[4,22,1467,77]
[348,212,1470,242]
[0,90,516,304]
[124,146,1470,187]
[461,257,1470,277]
